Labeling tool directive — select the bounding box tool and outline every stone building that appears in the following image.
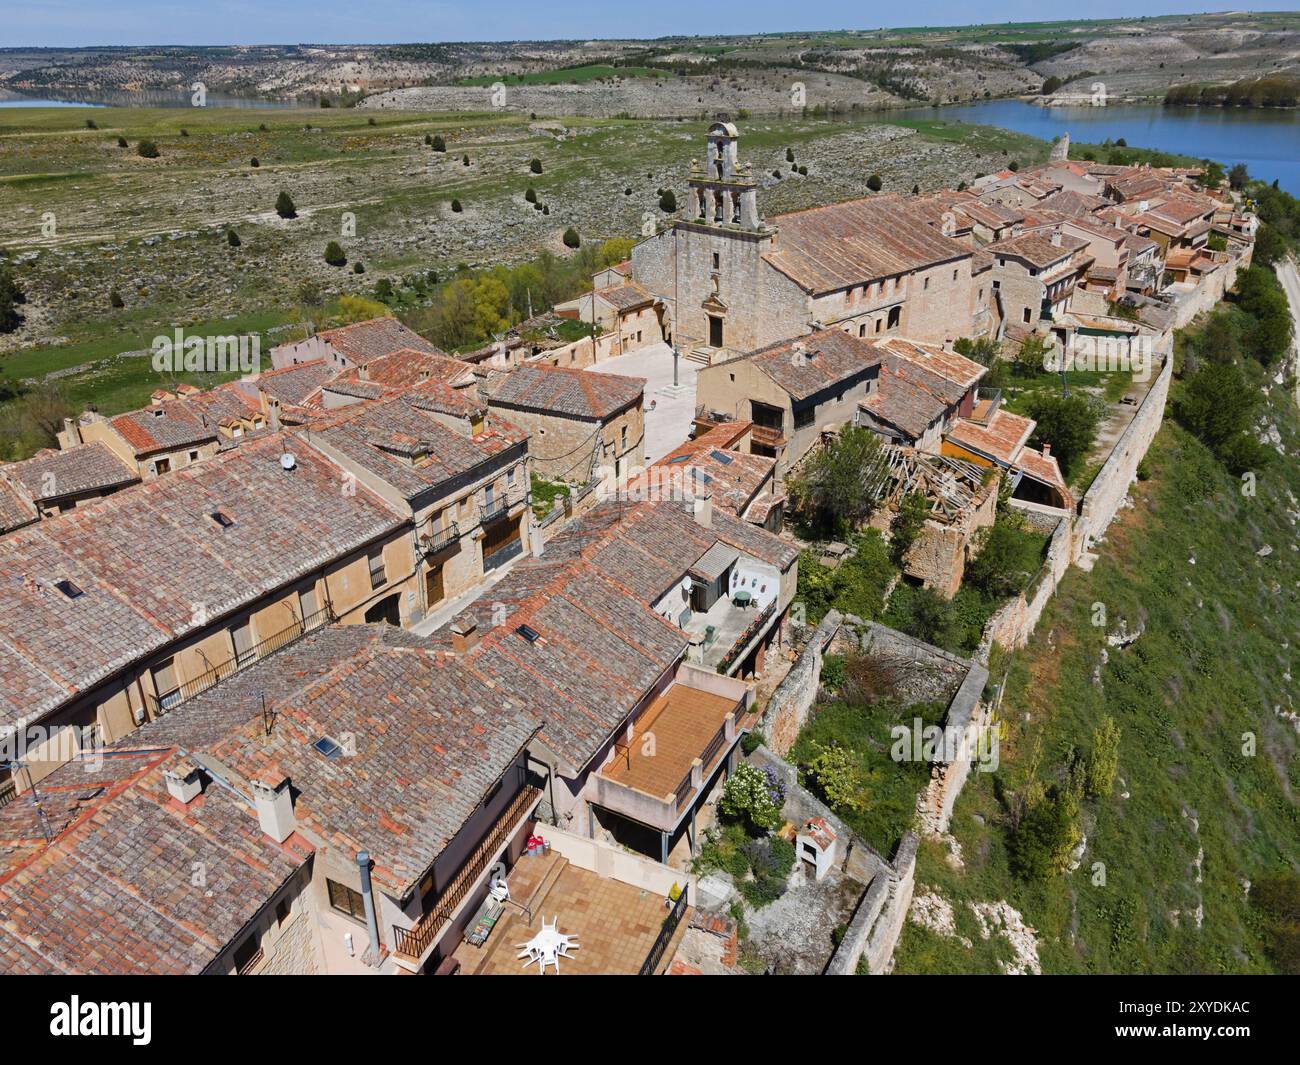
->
[485,364,645,486]
[631,123,975,363]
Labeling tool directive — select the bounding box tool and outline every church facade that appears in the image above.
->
[631,123,978,363]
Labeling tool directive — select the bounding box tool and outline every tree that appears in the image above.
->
[0,255,25,334]
[423,133,433,145]
[136,139,159,159]
[953,335,1000,367]
[562,227,581,249]
[1021,391,1102,479]
[598,237,634,265]
[450,199,462,213]
[324,241,347,267]
[461,153,470,166]
[525,187,537,203]
[431,134,446,151]
[296,278,325,335]
[529,158,543,173]
[352,261,365,274]
[1013,334,1052,378]
[1041,75,1064,95]
[785,147,795,162]
[890,491,930,564]
[275,190,296,218]
[967,513,1042,598]
[806,741,872,814]
[1228,163,1249,191]
[250,157,259,167]
[1009,786,1080,881]
[866,173,883,192]
[911,183,920,195]
[1085,717,1121,799]
[335,294,391,324]
[1174,360,1272,474]
[116,136,127,148]
[658,189,676,212]
[108,288,124,309]
[226,229,241,248]
[718,763,783,832]
[787,424,887,535]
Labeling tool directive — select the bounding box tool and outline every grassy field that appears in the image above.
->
[893,380,1300,974]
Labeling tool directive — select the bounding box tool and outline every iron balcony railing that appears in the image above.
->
[481,493,510,523]
[0,778,16,810]
[716,601,776,674]
[639,884,688,975]
[392,784,542,963]
[146,605,335,716]
[420,522,460,556]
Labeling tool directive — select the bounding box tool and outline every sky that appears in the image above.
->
[2,1,1296,49]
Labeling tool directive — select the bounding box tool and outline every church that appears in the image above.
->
[631,123,981,364]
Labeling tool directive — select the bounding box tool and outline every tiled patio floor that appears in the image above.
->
[452,852,689,975]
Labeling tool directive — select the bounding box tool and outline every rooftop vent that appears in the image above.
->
[54,579,84,600]
[515,623,541,644]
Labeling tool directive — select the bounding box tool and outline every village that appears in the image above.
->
[0,120,1261,976]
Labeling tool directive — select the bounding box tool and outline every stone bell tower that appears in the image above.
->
[688,122,765,231]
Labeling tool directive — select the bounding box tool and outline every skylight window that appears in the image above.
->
[54,579,84,600]
[710,450,734,465]
[210,509,236,529]
[313,736,344,760]
[515,624,541,644]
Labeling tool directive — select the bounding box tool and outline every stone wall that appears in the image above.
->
[757,610,840,756]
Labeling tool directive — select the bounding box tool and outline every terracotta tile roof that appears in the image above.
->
[764,195,969,294]
[946,408,1035,466]
[337,348,477,393]
[0,746,311,974]
[875,337,986,391]
[987,231,1088,270]
[450,499,795,771]
[255,359,335,406]
[1036,189,1109,217]
[0,479,38,534]
[596,282,655,313]
[110,385,261,456]
[487,364,645,420]
[713,328,882,402]
[1013,445,1071,502]
[631,424,775,517]
[860,362,951,440]
[0,432,406,731]
[307,389,526,501]
[316,317,445,367]
[3,443,138,503]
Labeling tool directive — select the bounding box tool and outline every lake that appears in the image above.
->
[896,100,1300,195]
[0,90,301,110]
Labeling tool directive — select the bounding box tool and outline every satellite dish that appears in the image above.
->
[280,452,297,471]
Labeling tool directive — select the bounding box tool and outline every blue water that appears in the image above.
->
[894,100,1300,195]
[0,90,299,110]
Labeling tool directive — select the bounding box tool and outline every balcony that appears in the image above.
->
[591,667,753,834]
[392,783,543,966]
[683,592,779,674]
[420,521,460,557]
[146,605,335,716]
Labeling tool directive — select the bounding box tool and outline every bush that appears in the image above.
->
[1008,786,1080,881]
[529,158,543,173]
[226,229,241,248]
[658,189,676,212]
[431,134,445,151]
[562,227,580,249]
[324,241,347,267]
[1085,717,1121,799]
[1253,872,1300,974]
[1021,391,1103,479]
[423,133,433,146]
[250,157,259,167]
[966,513,1044,599]
[179,128,188,137]
[866,173,883,192]
[807,741,872,814]
[718,763,783,833]
[108,288,123,309]
[461,153,470,166]
[352,261,365,274]
[116,136,127,148]
[136,140,160,159]
[274,190,296,218]
[450,199,462,213]
[788,424,887,536]
[85,118,97,130]
[524,187,537,204]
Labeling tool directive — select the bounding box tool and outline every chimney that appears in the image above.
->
[1138,199,1149,213]
[942,337,954,353]
[1041,442,1051,457]
[450,614,480,653]
[250,770,295,843]
[62,416,83,446]
[163,762,203,804]
[1050,231,1062,247]
[693,495,713,529]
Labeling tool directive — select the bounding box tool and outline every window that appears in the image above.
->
[793,404,816,430]
[276,898,292,927]
[188,450,200,464]
[232,933,262,974]
[621,426,628,451]
[153,458,170,476]
[327,879,367,921]
[712,252,720,271]
[367,548,386,590]
[54,579,84,600]
[153,657,180,711]
[507,466,516,488]
[1023,307,1032,324]
[923,277,930,290]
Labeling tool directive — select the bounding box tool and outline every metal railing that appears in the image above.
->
[392,784,542,962]
[481,494,510,523]
[235,946,265,975]
[146,605,335,716]
[420,522,460,556]
[0,778,16,810]
[716,601,776,674]
[639,885,688,975]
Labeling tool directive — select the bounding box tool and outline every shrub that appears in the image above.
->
[116,136,127,148]
[108,288,124,309]
[179,128,188,137]
[424,133,433,146]
[719,763,783,833]
[1085,717,1121,799]
[525,187,537,203]
[787,424,886,536]
[352,261,365,274]
[324,241,347,267]
[85,118,97,130]
[785,147,794,162]
[966,513,1044,599]
[866,173,883,192]
[136,140,160,159]
[1009,786,1080,881]
[274,190,296,218]
[806,741,872,814]
[658,189,676,212]
[226,229,240,248]
[461,153,470,166]
[819,653,846,691]
[1021,391,1103,479]
[431,134,446,151]
[450,199,462,213]
[1253,872,1300,974]
[562,227,580,249]
[530,158,543,173]
[250,157,259,167]
[367,116,376,126]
